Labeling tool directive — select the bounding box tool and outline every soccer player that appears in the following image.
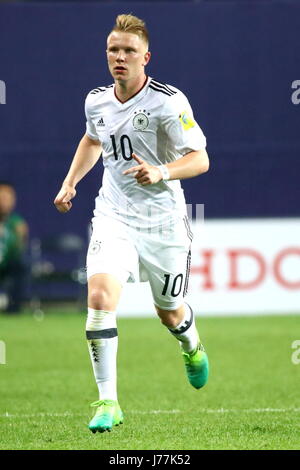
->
[0,182,28,313]
[54,14,209,433]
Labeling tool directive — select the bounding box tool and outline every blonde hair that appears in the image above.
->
[111,14,149,47]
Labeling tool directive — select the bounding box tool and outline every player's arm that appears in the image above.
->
[163,148,209,180]
[123,150,209,186]
[54,133,102,213]
[159,93,209,181]
[15,220,29,249]
[123,94,209,185]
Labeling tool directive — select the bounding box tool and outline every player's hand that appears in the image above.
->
[54,184,76,213]
[122,153,163,186]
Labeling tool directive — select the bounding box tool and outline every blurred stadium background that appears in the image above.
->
[0,0,299,451]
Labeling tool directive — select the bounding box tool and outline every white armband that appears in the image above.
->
[157,164,170,181]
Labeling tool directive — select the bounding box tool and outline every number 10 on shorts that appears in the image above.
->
[162,274,184,297]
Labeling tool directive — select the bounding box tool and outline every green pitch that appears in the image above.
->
[0,309,299,450]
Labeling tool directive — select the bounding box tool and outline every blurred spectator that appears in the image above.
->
[0,182,29,313]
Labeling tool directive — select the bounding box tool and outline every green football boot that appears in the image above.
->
[88,399,124,433]
[182,343,209,389]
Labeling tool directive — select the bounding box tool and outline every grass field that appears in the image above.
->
[0,308,299,450]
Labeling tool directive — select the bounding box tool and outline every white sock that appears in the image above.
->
[86,308,118,401]
[168,303,200,353]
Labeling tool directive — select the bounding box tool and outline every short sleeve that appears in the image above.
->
[161,92,206,155]
[85,95,99,141]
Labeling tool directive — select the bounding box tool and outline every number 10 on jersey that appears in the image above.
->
[110,135,133,161]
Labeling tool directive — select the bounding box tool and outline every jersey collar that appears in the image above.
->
[113,76,150,107]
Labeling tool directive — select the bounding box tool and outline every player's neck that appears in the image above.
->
[114,74,147,103]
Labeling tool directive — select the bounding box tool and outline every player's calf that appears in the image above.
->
[157,302,209,389]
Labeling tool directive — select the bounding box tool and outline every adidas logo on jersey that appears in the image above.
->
[96,117,105,127]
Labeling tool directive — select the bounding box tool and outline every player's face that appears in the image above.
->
[106,32,150,83]
[0,185,16,216]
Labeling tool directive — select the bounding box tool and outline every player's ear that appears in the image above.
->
[143,51,151,66]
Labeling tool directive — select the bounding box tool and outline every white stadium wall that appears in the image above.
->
[117,218,300,317]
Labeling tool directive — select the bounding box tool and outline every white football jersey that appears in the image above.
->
[85,76,206,228]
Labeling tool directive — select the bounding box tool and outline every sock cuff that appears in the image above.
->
[86,308,117,331]
[87,307,115,315]
[168,303,194,335]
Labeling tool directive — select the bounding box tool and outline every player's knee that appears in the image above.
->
[88,287,114,311]
[159,316,178,329]
[156,306,184,329]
